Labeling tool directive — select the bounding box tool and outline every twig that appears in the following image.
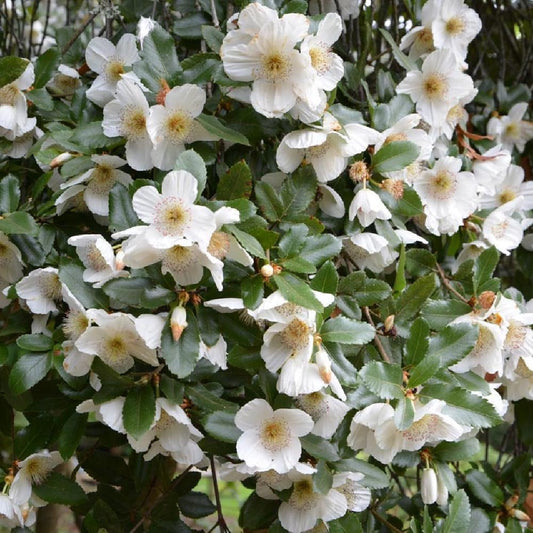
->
[435,263,470,305]
[61,10,99,55]
[209,455,230,533]
[363,306,391,363]
[370,508,404,533]
[209,0,219,28]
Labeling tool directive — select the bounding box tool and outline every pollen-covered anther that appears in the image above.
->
[423,73,447,100]
[289,479,320,510]
[105,59,125,82]
[261,51,291,82]
[445,16,466,36]
[42,273,63,301]
[381,178,404,200]
[164,111,193,144]
[384,132,408,144]
[486,312,503,326]
[349,161,370,184]
[0,83,19,106]
[63,310,89,339]
[309,43,331,74]
[478,291,496,310]
[281,318,312,351]
[260,417,291,452]
[120,106,147,139]
[154,198,190,236]
[208,231,231,260]
[430,170,456,200]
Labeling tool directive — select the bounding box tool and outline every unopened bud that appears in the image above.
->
[436,472,448,505]
[509,509,530,522]
[421,468,438,505]
[479,291,496,310]
[170,306,188,342]
[260,264,274,278]
[50,152,74,168]
[115,249,125,271]
[381,178,404,200]
[349,161,370,184]
[505,493,519,510]
[316,349,332,384]
[156,79,171,105]
[384,314,395,333]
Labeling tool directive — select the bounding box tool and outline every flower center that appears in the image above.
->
[309,44,330,74]
[289,479,319,510]
[505,323,527,351]
[260,417,291,452]
[281,318,312,352]
[42,273,63,301]
[402,414,439,442]
[418,27,434,45]
[489,219,509,239]
[85,243,109,271]
[55,73,80,90]
[261,52,291,82]
[165,111,193,144]
[504,122,520,140]
[105,59,125,82]
[208,231,231,259]
[498,188,517,204]
[423,73,447,100]
[24,458,50,485]
[155,410,174,432]
[515,358,533,378]
[0,83,19,106]
[104,336,128,360]
[63,311,89,339]
[162,245,194,273]
[384,132,408,144]
[154,198,190,236]
[121,106,147,139]
[88,164,117,194]
[430,170,456,200]
[447,104,464,123]
[306,141,329,160]
[445,16,465,36]
[296,392,327,420]
[276,302,302,319]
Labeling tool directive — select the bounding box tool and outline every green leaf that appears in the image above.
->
[255,181,284,222]
[428,322,479,367]
[332,458,389,489]
[58,412,87,460]
[405,248,436,277]
[201,25,224,53]
[339,271,392,306]
[108,183,140,232]
[300,434,340,461]
[27,88,54,111]
[359,361,403,399]
[217,160,252,200]
[9,353,52,395]
[34,47,60,88]
[394,396,415,430]
[310,261,338,295]
[279,165,317,217]
[404,317,429,366]
[14,414,54,459]
[59,257,109,309]
[441,489,471,533]
[239,493,280,530]
[278,224,308,258]
[174,12,209,39]
[372,141,420,174]
[0,212,39,235]
[33,472,88,506]
[465,469,504,507]
[102,277,153,307]
[0,57,29,87]
[177,491,216,518]
[274,272,323,312]
[373,95,414,130]
[379,29,418,71]
[282,256,316,274]
[16,334,53,352]
[241,275,264,310]
[229,226,266,259]
[0,174,20,213]
[280,0,308,14]
[174,149,207,199]
[181,52,221,84]
[422,299,472,331]
[140,26,181,80]
[161,310,200,378]
[320,317,375,345]
[203,411,240,443]
[70,121,109,149]
[185,383,239,414]
[420,385,501,428]
[123,386,156,440]
[329,513,363,533]
[433,438,480,462]
[407,353,440,388]
[395,274,436,325]
[196,114,250,146]
[299,234,342,267]
[472,247,499,296]
[314,460,333,495]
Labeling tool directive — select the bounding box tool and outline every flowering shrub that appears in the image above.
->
[0,0,532,531]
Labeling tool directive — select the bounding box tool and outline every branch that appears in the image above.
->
[363,306,391,363]
[435,263,470,305]
[208,455,231,533]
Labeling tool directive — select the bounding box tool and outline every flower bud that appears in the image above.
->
[421,468,438,505]
[436,471,448,505]
[260,264,274,278]
[316,348,332,384]
[509,508,530,522]
[115,249,125,271]
[170,306,188,342]
[50,152,74,168]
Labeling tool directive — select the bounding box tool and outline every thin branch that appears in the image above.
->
[209,455,231,533]
[370,508,404,533]
[209,0,219,28]
[435,263,470,305]
[61,10,99,55]
[363,306,391,364]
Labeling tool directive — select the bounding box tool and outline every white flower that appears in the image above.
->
[430,0,482,64]
[278,472,347,533]
[47,64,81,97]
[0,231,23,285]
[414,156,477,236]
[129,169,216,251]
[478,164,533,211]
[343,233,398,273]
[396,49,474,127]
[68,234,127,287]
[74,311,159,373]
[472,146,512,197]
[102,79,153,171]
[333,471,371,512]
[421,468,438,504]
[57,154,132,217]
[200,335,228,369]
[300,13,344,92]
[15,267,65,314]
[348,186,392,227]
[295,390,349,438]
[318,184,345,218]
[487,103,533,153]
[10,451,62,505]
[147,84,218,170]
[0,493,22,529]
[85,34,141,107]
[400,25,434,61]
[221,9,319,117]
[234,399,313,473]
[276,112,380,182]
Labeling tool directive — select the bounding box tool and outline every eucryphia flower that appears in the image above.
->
[56,154,132,217]
[396,49,474,127]
[478,164,533,211]
[221,5,320,118]
[47,64,81,97]
[472,146,512,197]
[421,468,438,505]
[343,232,398,273]
[0,232,23,307]
[347,399,466,464]
[234,399,314,473]
[9,450,62,505]
[295,390,349,438]
[85,34,142,107]
[102,79,153,171]
[147,84,217,170]
[487,102,533,153]
[348,186,392,227]
[15,267,66,314]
